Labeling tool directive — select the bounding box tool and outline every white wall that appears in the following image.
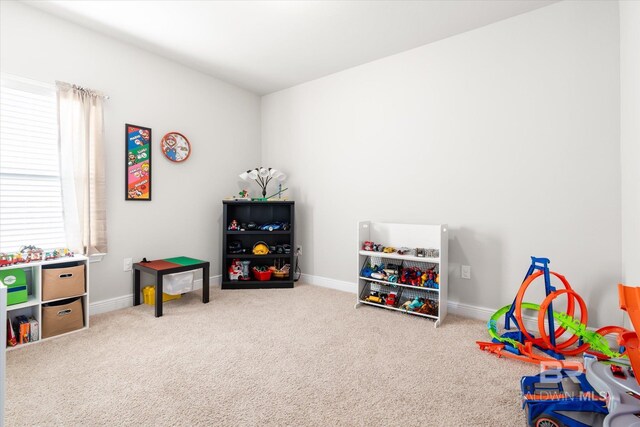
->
[620,1,640,292]
[262,0,623,325]
[0,2,261,305]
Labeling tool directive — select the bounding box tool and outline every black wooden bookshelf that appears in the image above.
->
[222,200,295,289]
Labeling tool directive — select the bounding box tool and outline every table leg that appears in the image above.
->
[133,268,141,306]
[155,273,163,318]
[203,263,210,304]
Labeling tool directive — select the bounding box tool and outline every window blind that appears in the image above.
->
[0,75,67,253]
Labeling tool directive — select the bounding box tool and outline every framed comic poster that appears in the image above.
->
[125,124,152,201]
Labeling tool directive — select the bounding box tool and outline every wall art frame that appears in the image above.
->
[125,123,152,201]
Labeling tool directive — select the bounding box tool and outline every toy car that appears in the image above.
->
[259,222,290,231]
[0,253,14,268]
[386,293,397,307]
[365,291,386,305]
[522,370,608,427]
[522,356,640,427]
[228,259,244,280]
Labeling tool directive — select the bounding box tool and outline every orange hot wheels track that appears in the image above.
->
[477,257,636,376]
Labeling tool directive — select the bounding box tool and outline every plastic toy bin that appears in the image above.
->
[0,268,28,306]
[163,271,194,295]
[252,269,272,281]
[42,264,85,301]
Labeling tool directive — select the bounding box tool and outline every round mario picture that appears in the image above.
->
[161,132,191,162]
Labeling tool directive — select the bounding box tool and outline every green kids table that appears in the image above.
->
[133,256,210,317]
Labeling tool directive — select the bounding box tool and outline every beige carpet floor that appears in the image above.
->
[6,283,538,426]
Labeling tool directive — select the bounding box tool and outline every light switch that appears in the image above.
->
[461,265,471,279]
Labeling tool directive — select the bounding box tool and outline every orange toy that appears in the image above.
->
[618,284,640,385]
[478,257,630,367]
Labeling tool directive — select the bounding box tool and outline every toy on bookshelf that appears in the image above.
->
[229,259,244,280]
[400,267,422,286]
[402,297,425,311]
[228,241,245,254]
[240,261,251,280]
[270,261,290,279]
[386,292,398,307]
[252,266,272,281]
[259,222,290,231]
[364,291,386,305]
[252,241,270,255]
[360,241,440,258]
[1,247,74,268]
[420,268,439,289]
[6,318,17,347]
[414,299,438,316]
[360,263,385,279]
[6,315,39,347]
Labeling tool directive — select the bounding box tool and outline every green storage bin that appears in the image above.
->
[0,268,28,306]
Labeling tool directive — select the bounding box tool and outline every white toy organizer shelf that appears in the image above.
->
[4,255,89,350]
[356,221,448,327]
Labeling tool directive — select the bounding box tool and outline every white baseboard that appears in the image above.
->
[192,275,222,290]
[89,275,222,316]
[445,300,494,321]
[90,294,133,316]
[446,299,540,331]
[300,273,356,293]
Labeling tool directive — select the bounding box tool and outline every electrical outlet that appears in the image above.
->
[124,257,132,272]
[296,245,302,255]
[461,265,471,280]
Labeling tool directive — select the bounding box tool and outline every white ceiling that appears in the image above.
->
[26,0,557,95]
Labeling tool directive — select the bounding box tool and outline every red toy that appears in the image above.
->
[386,292,397,307]
[400,267,422,287]
[228,259,243,280]
[362,241,373,251]
[0,254,14,268]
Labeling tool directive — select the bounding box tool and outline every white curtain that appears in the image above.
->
[56,81,107,255]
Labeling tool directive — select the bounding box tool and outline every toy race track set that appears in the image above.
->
[476,257,640,427]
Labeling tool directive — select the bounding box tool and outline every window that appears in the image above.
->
[0,75,67,253]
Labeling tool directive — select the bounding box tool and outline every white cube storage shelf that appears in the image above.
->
[3,255,89,350]
[357,221,448,327]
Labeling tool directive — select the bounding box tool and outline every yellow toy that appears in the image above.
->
[252,241,269,255]
[364,291,385,304]
[142,286,181,305]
